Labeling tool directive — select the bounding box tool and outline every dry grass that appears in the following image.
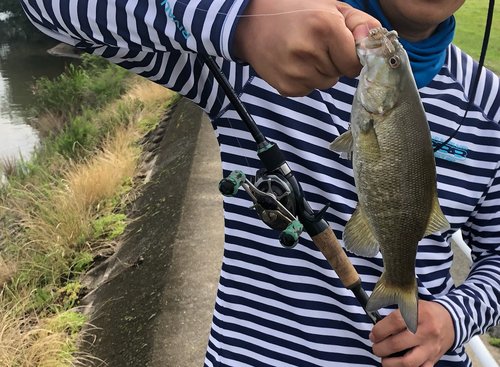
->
[8,125,140,252]
[0,256,16,289]
[0,295,89,367]
[32,112,66,139]
[1,155,19,178]
[0,77,175,366]
[127,77,174,107]
[66,126,140,211]
[6,183,93,252]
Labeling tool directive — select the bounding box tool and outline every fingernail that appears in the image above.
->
[369,332,375,342]
[353,26,369,41]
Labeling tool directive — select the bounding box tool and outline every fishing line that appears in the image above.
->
[170,0,341,19]
[432,0,495,153]
[168,0,496,154]
[186,0,495,165]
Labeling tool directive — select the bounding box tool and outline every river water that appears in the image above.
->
[0,36,76,163]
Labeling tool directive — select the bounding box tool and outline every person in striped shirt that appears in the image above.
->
[20,0,500,366]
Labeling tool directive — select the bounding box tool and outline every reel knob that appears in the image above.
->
[219,170,246,197]
[279,220,304,249]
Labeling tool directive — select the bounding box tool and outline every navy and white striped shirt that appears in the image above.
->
[20,0,500,366]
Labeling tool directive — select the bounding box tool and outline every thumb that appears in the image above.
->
[337,4,382,40]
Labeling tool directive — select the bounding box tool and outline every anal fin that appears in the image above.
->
[423,195,450,237]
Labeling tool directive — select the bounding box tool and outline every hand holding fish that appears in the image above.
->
[369,300,455,367]
[233,0,380,97]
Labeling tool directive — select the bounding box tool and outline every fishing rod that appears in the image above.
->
[202,54,382,326]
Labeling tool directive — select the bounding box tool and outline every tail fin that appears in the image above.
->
[366,272,419,334]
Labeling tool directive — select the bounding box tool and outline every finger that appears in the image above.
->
[275,83,315,98]
[307,73,340,91]
[338,3,382,40]
[315,76,340,91]
[370,310,407,343]
[298,59,341,91]
[276,59,340,96]
[325,23,360,78]
[290,40,342,79]
[331,4,381,78]
[372,330,417,357]
[381,346,431,367]
[276,74,339,97]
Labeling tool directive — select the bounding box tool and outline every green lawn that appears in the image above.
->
[453,0,500,74]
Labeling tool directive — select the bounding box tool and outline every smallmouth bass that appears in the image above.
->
[330,27,450,334]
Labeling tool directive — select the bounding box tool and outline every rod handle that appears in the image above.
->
[311,225,360,289]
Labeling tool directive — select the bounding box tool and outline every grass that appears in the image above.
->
[0,294,94,367]
[0,300,68,366]
[490,337,500,348]
[0,54,176,366]
[32,54,130,121]
[453,0,500,74]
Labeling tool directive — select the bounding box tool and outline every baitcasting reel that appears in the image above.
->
[218,169,304,248]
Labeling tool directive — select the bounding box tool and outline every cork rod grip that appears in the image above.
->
[311,225,360,289]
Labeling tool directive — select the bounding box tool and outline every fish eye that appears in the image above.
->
[389,56,400,68]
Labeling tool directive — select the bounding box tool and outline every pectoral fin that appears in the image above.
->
[330,130,353,160]
[423,195,450,237]
[343,204,379,257]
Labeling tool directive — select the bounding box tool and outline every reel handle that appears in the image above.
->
[279,220,303,249]
[219,170,246,197]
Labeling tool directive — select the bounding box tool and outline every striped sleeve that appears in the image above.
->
[20,0,249,58]
[432,45,500,351]
[19,0,251,116]
[435,136,500,349]
[448,45,500,123]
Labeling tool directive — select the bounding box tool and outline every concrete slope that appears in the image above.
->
[82,98,224,367]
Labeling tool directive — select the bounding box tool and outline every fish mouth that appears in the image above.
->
[356,28,399,54]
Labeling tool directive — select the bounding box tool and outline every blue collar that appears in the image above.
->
[342,0,455,88]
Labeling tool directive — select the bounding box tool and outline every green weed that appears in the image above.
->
[71,252,93,274]
[163,92,181,109]
[489,337,500,348]
[138,115,160,132]
[33,54,131,121]
[49,113,98,159]
[33,63,87,118]
[92,214,127,241]
[57,282,83,310]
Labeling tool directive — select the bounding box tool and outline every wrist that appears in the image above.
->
[433,298,463,351]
